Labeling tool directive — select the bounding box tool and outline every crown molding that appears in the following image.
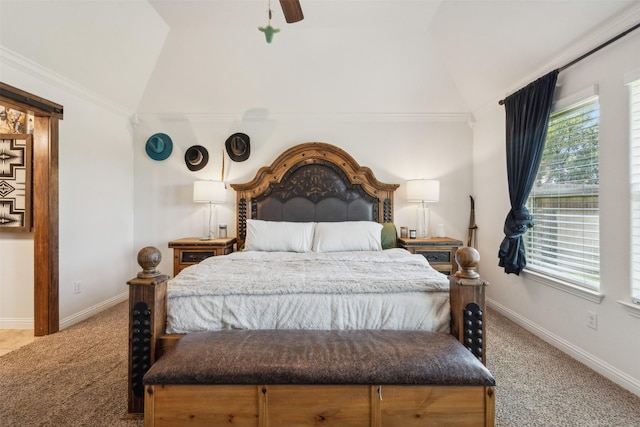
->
[1,49,472,125]
[1,50,472,125]
[0,46,133,118]
[543,7,640,75]
[476,5,640,116]
[136,111,473,124]
[502,5,640,103]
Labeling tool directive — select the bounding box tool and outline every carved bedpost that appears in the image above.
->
[127,247,169,415]
[237,197,247,246]
[449,246,488,365]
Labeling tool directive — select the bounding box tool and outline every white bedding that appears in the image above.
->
[166,248,451,334]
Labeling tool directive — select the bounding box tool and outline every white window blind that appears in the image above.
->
[630,79,640,303]
[525,97,600,289]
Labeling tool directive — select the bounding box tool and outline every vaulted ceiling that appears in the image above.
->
[1,0,638,116]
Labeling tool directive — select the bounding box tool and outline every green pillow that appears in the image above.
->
[381,223,398,249]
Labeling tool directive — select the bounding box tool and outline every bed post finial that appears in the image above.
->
[454,246,480,279]
[136,246,162,278]
[127,248,169,414]
[450,246,488,364]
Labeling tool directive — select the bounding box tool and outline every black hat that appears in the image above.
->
[184,145,209,171]
[225,133,250,162]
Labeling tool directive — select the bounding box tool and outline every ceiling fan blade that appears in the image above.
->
[279,0,304,23]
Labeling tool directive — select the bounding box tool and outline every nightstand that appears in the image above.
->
[398,237,463,275]
[168,237,236,276]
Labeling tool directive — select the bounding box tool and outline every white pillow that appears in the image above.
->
[245,219,315,252]
[312,221,383,253]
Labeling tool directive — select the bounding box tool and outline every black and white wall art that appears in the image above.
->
[0,134,32,231]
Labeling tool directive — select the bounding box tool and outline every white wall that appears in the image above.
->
[133,114,474,276]
[473,30,640,396]
[0,234,33,328]
[0,56,137,328]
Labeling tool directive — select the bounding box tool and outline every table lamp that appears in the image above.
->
[406,179,440,238]
[193,180,226,240]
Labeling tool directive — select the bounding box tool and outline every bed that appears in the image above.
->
[126,142,493,425]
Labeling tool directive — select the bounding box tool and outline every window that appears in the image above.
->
[524,97,600,290]
[630,78,640,303]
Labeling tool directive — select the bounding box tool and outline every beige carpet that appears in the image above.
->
[1,301,640,426]
[487,309,640,426]
[0,302,142,427]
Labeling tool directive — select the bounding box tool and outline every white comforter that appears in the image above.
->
[166,248,451,333]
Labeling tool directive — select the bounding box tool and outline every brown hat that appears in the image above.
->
[225,133,250,162]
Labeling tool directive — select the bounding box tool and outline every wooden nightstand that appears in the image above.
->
[398,237,463,275]
[168,237,236,276]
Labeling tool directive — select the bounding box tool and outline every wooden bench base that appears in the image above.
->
[145,384,495,427]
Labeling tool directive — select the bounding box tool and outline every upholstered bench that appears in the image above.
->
[143,330,496,427]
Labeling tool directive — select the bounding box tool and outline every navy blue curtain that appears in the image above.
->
[498,70,559,275]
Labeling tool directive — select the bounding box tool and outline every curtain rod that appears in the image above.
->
[498,21,640,106]
[0,86,64,115]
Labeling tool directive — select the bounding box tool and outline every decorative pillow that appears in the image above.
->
[245,219,315,252]
[312,221,383,253]
[381,223,398,249]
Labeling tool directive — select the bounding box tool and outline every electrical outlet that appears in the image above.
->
[587,311,597,330]
[74,281,81,294]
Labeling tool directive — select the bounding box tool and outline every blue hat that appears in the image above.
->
[145,133,173,161]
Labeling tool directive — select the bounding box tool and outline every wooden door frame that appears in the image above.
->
[1,82,63,336]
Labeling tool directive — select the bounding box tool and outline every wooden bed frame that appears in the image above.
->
[126,142,491,422]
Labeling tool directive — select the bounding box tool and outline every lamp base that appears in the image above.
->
[417,204,431,239]
[201,205,215,241]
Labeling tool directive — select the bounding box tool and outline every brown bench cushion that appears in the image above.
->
[143,330,495,387]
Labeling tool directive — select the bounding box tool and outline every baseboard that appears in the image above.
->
[487,298,640,398]
[0,317,33,329]
[0,292,128,330]
[59,292,129,330]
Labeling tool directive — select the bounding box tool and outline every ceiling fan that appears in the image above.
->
[279,0,304,23]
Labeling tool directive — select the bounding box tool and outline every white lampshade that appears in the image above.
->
[406,179,440,203]
[193,180,226,203]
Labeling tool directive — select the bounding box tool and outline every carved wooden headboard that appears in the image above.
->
[230,142,399,249]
